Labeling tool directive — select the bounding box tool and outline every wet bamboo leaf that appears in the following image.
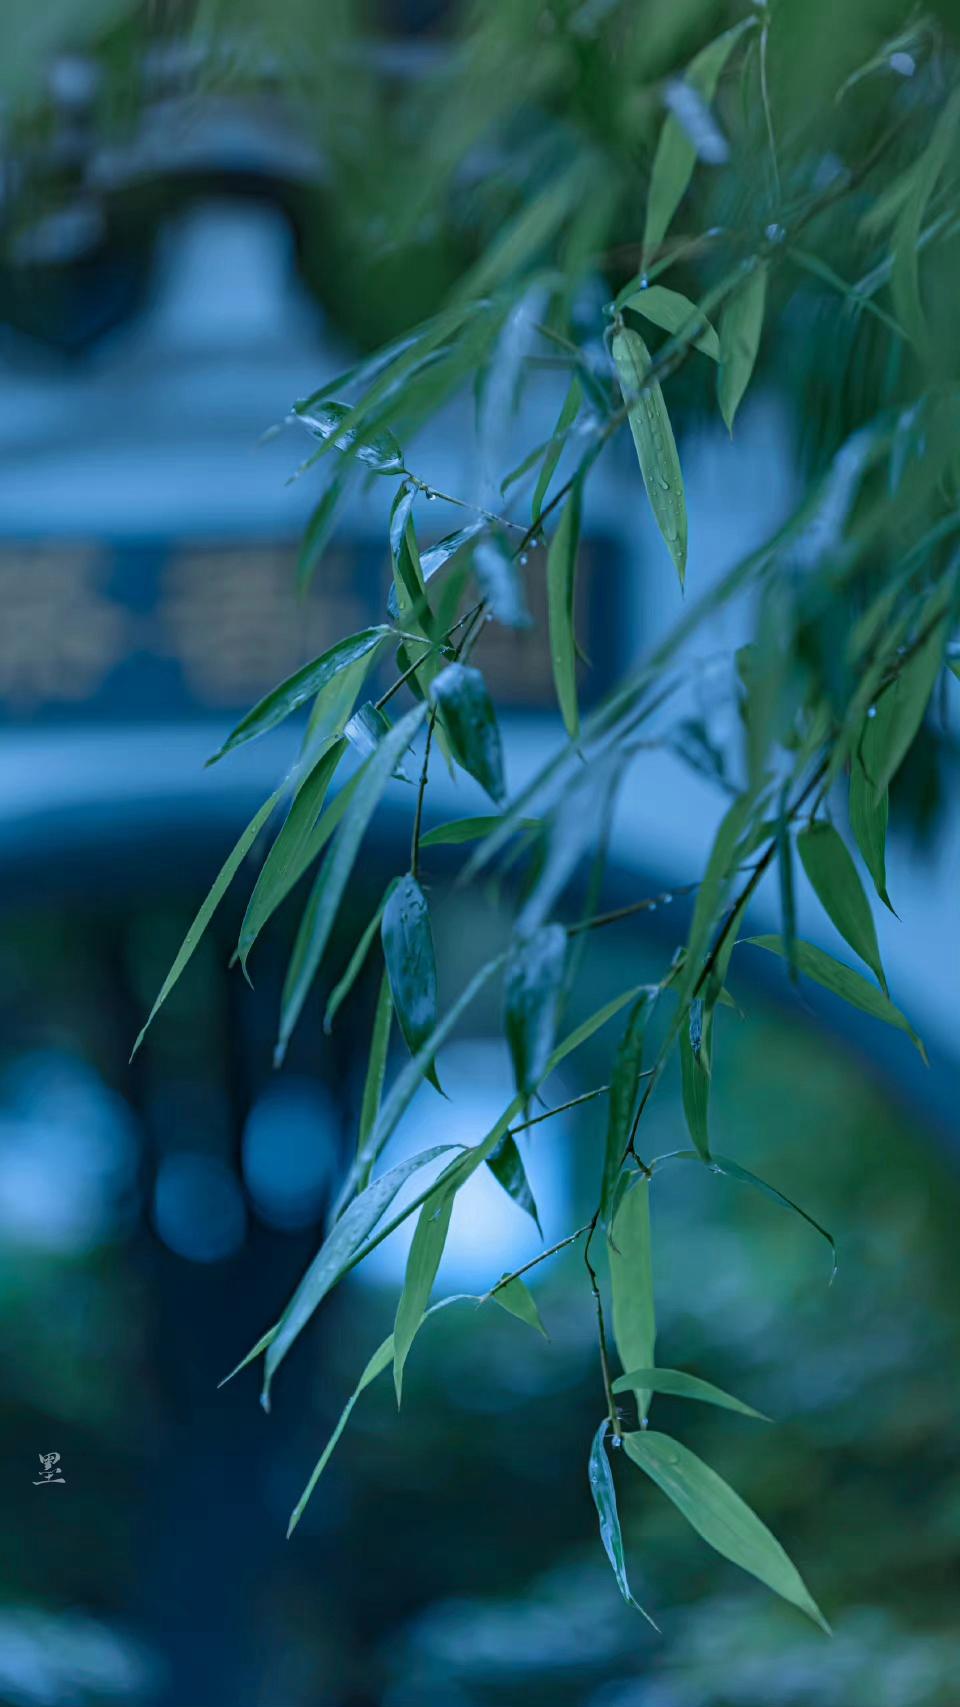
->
[262,1142,456,1406]
[486,1131,541,1232]
[420,815,541,850]
[238,765,364,972]
[276,702,427,1063]
[798,821,886,988]
[621,284,719,360]
[490,1275,547,1338]
[745,935,925,1058]
[589,1422,658,1626]
[131,785,283,1057]
[546,482,583,737]
[429,663,506,804]
[601,995,653,1218]
[393,1186,455,1402]
[344,702,415,782]
[609,1177,656,1423]
[642,18,755,260]
[623,1431,829,1631]
[473,534,532,629]
[324,882,396,1033]
[533,374,582,520]
[208,628,391,764]
[679,998,711,1160]
[300,649,375,764]
[613,1366,768,1420]
[849,744,892,911]
[612,327,687,586]
[381,874,442,1090]
[387,522,482,620]
[504,924,568,1099]
[718,262,767,432]
[237,741,345,977]
[297,477,346,597]
[389,485,439,648]
[294,396,404,473]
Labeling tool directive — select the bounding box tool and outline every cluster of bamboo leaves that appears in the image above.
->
[131,5,960,1633]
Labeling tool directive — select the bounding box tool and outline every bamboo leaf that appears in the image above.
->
[718,262,767,432]
[355,972,393,1191]
[622,284,719,360]
[131,786,283,1057]
[208,628,392,764]
[613,1366,768,1420]
[381,874,442,1090]
[387,522,482,620]
[623,1431,829,1631]
[275,702,427,1063]
[473,534,533,629]
[486,1131,541,1232]
[891,86,960,352]
[609,1177,656,1423]
[504,924,568,1099]
[393,1187,455,1402]
[589,1422,659,1626]
[546,482,583,737]
[237,741,345,976]
[849,744,892,912]
[429,662,506,804]
[297,477,346,597]
[325,883,395,1033]
[601,994,653,1218]
[612,327,687,586]
[533,373,582,520]
[744,935,925,1059]
[679,998,711,1160]
[420,815,541,850]
[868,592,953,798]
[293,395,404,473]
[239,765,364,972]
[490,1275,547,1338]
[797,821,886,989]
[706,1153,837,1279]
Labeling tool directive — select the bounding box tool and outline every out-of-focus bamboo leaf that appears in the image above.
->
[473,534,532,629]
[420,815,541,850]
[294,396,404,473]
[891,86,960,352]
[609,1176,656,1423]
[797,821,886,988]
[486,1131,541,1232]
[131,786,282,1057]
[679,998,711,1160]
[546,481,583,737]
[678,792,755,1010]
[429,663,506,804]
[623,1432,829,1631]
[504,924,567,1099]
[776,798,798,985]
[491,1275,547,1338]
[601,994,653,1218]
[612,327,687,586]
[849,748,892,911]
[613,1366,768,1420]
[208,628,392,764]
[589,1422,658,1625]
[718,262,767,432]
[621,284,719,360]
[237,740,345,977]
[643,18,755,261]
[533,374,582,519]
[297,477,346,597]
[262,1142,456,1406]
[393,1186,455,1402]
[381,874,442,1090]
[325,883,395,1033]
[276,702,427,1064]
[744,936,925,1058]
[868,588,953,798]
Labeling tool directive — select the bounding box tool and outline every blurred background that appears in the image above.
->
[1,3,959,1705]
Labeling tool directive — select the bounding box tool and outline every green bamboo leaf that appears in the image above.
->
[868,591,953,798]
[679,998,711,1161]
[609,1177,656,1424]
[706,1153,837,1279]
[533,373,582,520]
[490,1275,547,1338]
[776,794,798,987]
[613,1366,768,1420]
[612,327,687,586]
[849,751,892,911]
[589,1422,659,1626]
[623,1431,829,1631]
[473,534,533,629]
[300,649,375,762]
[381,874,442,1091]
[429,662,506,804]
[387,523,482,621]
[275,702,427,1064]
[797,821,886,989]
[891,86,960,352]
[546,482,583,737]
[344,702,416,781]
[744,935,925,1059]
[486,1131,541,1233]
[208,628,392,764]
[297,477,346,597]
[678,792,756,1010]
[601,995,653,1218]
[622,284,720,360]
[718,262,767,432]
[393,1187,455,1402]
[263,1142,457,1406]
[238,764,364,972]
[642,17,755,261]
[355,971,393,1190]
[131,786,283,1058]
[420,815,541,850]
[294,396,404,473]
[504,924,568,1099]
[237,740,345,977]
[324,882,396,1033]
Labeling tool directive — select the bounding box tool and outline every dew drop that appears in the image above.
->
[648,902,657,912]
[662,893,673,905]
[867,705,878,719]
[519,553,529,566]
[765,221,786,244]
